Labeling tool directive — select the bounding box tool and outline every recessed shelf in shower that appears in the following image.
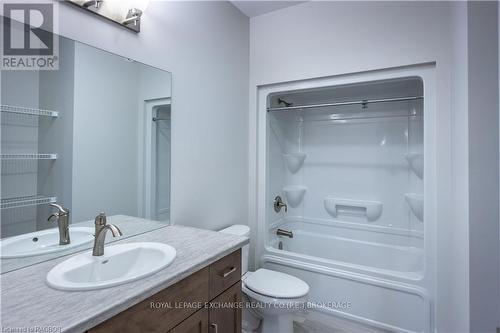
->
[405,153,423,179]
[324,197,383,222]
[282,153,307,174]
[283,185,307,207]
[404,193,424,222]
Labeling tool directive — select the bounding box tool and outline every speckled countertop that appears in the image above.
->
[0,224,248,333]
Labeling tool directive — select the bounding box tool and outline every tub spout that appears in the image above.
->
[277,228,293,238]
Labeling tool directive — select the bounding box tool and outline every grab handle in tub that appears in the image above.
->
[324,197,383,221]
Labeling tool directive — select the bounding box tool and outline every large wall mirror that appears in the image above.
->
[1,34,172,273]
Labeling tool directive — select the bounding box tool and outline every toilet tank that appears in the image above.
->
[219,224,250,275]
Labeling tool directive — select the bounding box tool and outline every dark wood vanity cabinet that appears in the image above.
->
[88,249,242,333]
[169,308,208,333]
[207,282,242,333]
[169,282,241,333]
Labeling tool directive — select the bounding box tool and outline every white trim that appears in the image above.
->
[139,98,171,220]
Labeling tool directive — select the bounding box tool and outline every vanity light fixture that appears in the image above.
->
[66,0,150,32]
[82,0,103,9]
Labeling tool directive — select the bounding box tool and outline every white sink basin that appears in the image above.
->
[0,227,95,259]
[46,242,176,291]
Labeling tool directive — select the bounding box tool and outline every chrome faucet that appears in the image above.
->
[274,196,288,213]
[47,203,70,245]
[92,212,122,256]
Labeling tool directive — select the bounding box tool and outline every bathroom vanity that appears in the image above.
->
[0,224,248,333]
[88,250,242,333]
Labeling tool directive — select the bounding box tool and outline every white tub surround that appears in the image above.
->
[257,66,435,333]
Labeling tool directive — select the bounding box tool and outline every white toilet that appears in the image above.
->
[220,225,309,333]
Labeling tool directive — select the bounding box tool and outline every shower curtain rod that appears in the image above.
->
[266,95,423,112]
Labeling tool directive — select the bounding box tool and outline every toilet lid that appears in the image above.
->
[243,268,309,298]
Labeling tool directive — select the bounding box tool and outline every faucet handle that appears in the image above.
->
[94,212,107,226]
[274,196,288,213]
[49,202,69,215]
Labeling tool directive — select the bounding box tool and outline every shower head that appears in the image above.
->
[277,98,293,107]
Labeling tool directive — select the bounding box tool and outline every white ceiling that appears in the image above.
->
[230,1,306,18]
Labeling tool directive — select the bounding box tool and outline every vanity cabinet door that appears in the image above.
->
[208,281,242,333]
[168,308,208,333]
[209,250,241,299]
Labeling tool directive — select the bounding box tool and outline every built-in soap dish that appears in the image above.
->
[405,193,424,222]
[282,153,307,174]
[405,153,423,179]
[283,185,307,207]
[324,197,383,221]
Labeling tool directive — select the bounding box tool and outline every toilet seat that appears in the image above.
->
[243,268,309,299]
[242,282,308,305]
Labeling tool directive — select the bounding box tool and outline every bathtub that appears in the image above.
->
[261,218,431,333]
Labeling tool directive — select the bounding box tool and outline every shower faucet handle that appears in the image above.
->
[274,196,288,213]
